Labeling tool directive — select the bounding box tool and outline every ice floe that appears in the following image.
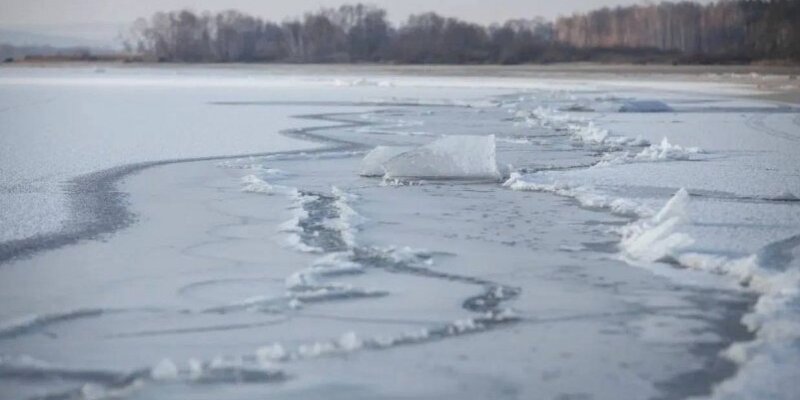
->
[360,135,503,180]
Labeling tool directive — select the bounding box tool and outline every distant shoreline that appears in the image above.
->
[5,60,799,74]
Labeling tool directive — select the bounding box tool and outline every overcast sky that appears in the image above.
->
[0,0,715,27]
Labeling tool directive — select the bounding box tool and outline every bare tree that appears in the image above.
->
[130,1,800,64]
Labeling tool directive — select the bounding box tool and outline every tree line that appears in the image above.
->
[555,0,800,62]
[125,1,800,64]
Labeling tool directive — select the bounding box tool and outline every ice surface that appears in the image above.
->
[0,70,314,242]
[378,135,502,180]
[502,86,799,400]
[1,65,798,400]
[619,100,673,112]
[0,66,509,243]
[616,188,800,400]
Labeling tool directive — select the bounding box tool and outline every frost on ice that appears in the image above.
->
[360,135,503,180]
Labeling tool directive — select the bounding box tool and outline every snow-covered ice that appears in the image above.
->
[0,65,798,400]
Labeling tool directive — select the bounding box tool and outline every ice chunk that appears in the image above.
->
[256,343,288,362]
[619,100,673,113]
[187,358,203,380]
[568,121,609,144]
[503,172,653,217]
[338,331,363,351]
[151,358,179,381]
[360,146,411,177]
[596,137,702,166]
[381,135,502,180]
[240,175,293,195]
[297,341,337,358]
[634,137,701,161]
[620,188,694,262]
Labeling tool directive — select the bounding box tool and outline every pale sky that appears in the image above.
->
[0,0,716,47]
[0,0,715,27]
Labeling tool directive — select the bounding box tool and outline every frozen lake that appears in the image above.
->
[0,65,798,399]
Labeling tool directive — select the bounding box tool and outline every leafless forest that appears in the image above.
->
[126,1,799,64]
